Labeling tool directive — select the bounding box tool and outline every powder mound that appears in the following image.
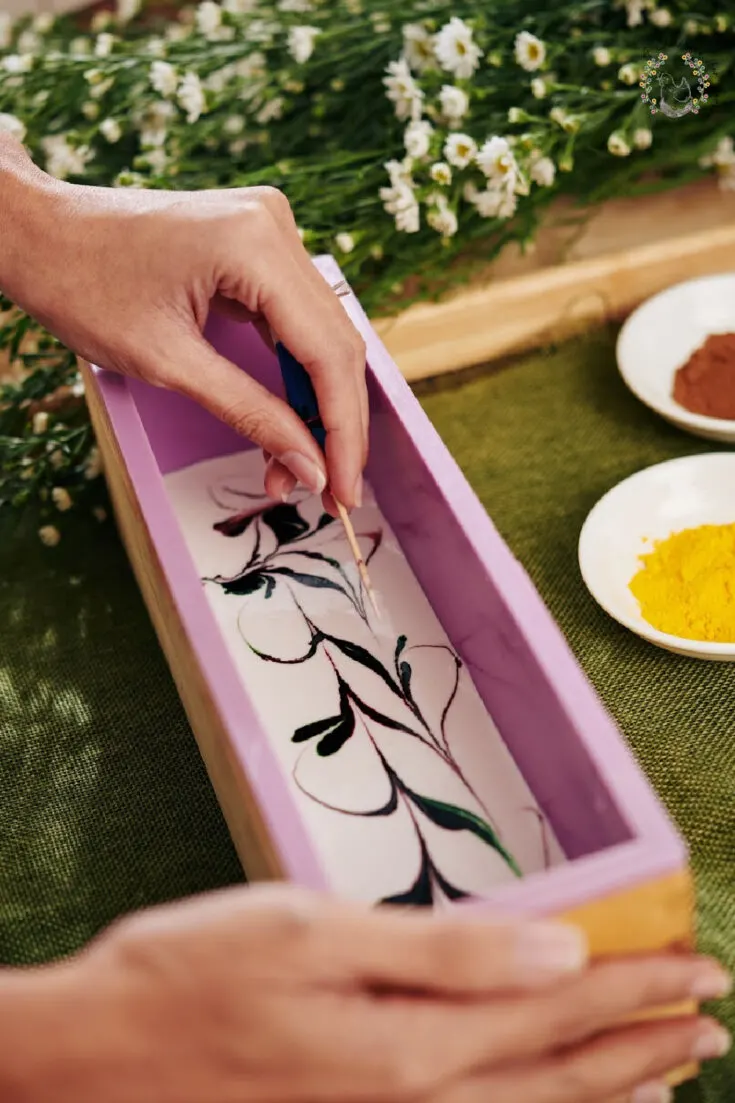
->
[673,332,735,420]
[630,522,735,643]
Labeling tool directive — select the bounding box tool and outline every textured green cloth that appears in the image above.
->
[2,327,734,1100]
[420,329,735,1103]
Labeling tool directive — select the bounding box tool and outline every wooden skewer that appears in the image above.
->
[275,280,379,616]
[334,499,381,619]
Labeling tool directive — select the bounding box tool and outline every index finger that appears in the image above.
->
[260,901,590,993]
[256,233,367,509]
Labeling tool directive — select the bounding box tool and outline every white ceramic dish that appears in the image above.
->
[578,453,735,660]
[617,272,735,442]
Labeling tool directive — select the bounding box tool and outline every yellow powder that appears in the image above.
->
[629,522,735,642]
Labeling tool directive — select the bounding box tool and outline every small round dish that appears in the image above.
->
[617,272,735,442]
[578,453,735,660]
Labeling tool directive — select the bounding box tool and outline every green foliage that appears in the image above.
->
[1,0,734,530]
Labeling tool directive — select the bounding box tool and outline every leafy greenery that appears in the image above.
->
[1,0,734,530]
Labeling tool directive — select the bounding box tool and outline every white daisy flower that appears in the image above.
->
[438,84,469,121]
[700,136,735,168]
[100,117,122,143]
[649,7,672,25]
[607,131,631,157]
[718,165,735,191]
[150,60,178,98]
[384,58,424,121]
[549,106,579,133]
[91,11,112,32]
[32,13,54,33]
[402,23,435,72]
[52,487,73,512]
[444,132,477,169]
[144,148,168,173]
[0,112,26,142]
[196,1,224,39]
[476,135,517,184]
[39,525,61,547]
[529,154,556,186]
[117,0,142,23]
[593,46,611,66]
[287,25,319,64]
[384,157,414,188]
[177,72,206,123]
[236,52,267,78]
[224,115,245,135]
[94,33,116,57]
[633,127,653,150]
[530,77,547,99]
[427,204,458,237]
[278,0,313,11]
[514,31,546,72]
[404,119,433,159]
[395,202,420,233]
[256,97,284,124]
[17,30,41,54]
[430,161,452,185]
[335,232,355,253]
[379,181,415,214]
[616,0,654,26]
[470,185,508,219]
[434,17,482,80]
[618,63,639,86]
[2,54,33,74]
[41,135,92,179]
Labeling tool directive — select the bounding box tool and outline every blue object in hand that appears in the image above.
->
[275,341,327,451]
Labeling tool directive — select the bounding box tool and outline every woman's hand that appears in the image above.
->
[0,135,367,510]
[12,885,729,1103]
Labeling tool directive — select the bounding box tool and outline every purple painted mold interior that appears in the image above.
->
[91,255,686,919]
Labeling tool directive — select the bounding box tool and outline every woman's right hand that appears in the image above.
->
[7,884,730,1103]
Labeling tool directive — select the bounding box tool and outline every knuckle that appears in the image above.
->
[222,399,274,445]
[346,327,367,364]
[236,199,279,248]
[331,328,366,375]
[251,185,292,221]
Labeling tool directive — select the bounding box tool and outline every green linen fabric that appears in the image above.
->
[2,326,734,1101]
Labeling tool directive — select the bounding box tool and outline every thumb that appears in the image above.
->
[169,332,327,497]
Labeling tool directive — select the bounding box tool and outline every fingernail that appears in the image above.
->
[690,965,733,1001]
[691,1023,732,1061]
[353,475,363,509]
[630,1081,672,1103]
[280,451,327,496]
[514,922,588,977]
[280,474,298,502]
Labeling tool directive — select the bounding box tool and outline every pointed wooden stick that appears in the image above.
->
[334,499,381,619]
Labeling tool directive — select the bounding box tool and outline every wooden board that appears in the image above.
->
[373,178,735,381]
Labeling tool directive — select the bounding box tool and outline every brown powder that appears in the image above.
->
[673,332,735,419]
